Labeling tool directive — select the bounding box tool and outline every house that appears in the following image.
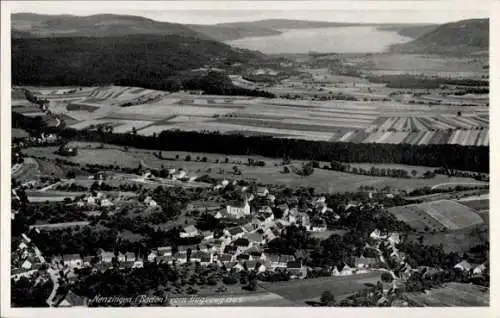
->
[473,263,487,275]
[144,196,157,207]
[298,213,311,229]
[267,194,276,203]
[339,263,354,276]
[216,253,234,264]
[100,198,113,207]
[355,256,378,269]
[276,204,290,217]
[257,212,274,223]
[370,229,387,240]
[132,259,144,269]
[310,223,327,232]
[117,252,126,262]
[330,266,340,276]
[98,250,114,263]
[190,251,203,263]
[147,251,157,262]
[263,228,280,242]
[454,260,473,272]
[18,242,28,250]
[21,260,32,270]
[258,206,273,214]
[157,246,172,256]
[242,223,258,233]
[287,260,307,278]
[63,254,82,267]
[226,199,251,219]
[244,232,265,245]
[83,256,94,267]
[256,187,269,197]
[180,225,199,238]
[125,252,136,262]
[156,255,174,265]
[201,230,214,241]
[232,262,245,272]
[387,233,401,246]
[270,254,295,269]
[223,245,238,255]
[236,253,252,262]
[225,226,245,239]
[234,237,251,248]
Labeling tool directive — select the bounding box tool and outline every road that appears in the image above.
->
[431,182,488,190]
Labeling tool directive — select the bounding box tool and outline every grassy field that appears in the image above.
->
[388,200,483,231]
[406,282,489,306]
[407,224,488,253]
[259,272,381,305]
[24,142,482,193]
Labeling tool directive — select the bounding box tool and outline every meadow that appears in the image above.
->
[24,142,483,194]
[387,200,484,231]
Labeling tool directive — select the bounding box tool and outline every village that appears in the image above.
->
[11,159,489,306]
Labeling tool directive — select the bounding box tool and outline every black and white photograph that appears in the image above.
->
[0,0,495,313]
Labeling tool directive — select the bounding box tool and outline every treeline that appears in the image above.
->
[327,161,435,179]
[48,129,489,173]
[12,111,488,173]
[367,74,488,89]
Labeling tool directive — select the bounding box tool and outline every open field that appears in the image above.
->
[24,142,482,193]
[343,53,488,80]
[13,85,489,146]
[260,272,381,305]
[406,282,489,306]
[388,200,483,231]
[407,225,488,253]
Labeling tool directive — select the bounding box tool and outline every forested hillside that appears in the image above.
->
[12,35,267,94]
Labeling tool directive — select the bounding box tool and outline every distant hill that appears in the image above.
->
[12,35,265,90]
[11,13,208,39]
[187,24,281,41]
[196,20,438,41]
[377,24,438,39]
[390,18,489,54]
[217,19,360,30]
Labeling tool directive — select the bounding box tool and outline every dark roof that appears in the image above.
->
[279,255,295,263]
[287,261,302,269]
[233,238,250,246]
[223,245,238,254]
[63,254,82,262]
[236,253,250,260]
[218,254,232,262]
[228,227,244,235]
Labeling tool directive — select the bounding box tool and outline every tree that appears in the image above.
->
[320,290,336,306]
[411,170,417,177]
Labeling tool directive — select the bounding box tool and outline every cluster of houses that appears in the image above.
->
[142,168,197,183]
[11,234,45,280]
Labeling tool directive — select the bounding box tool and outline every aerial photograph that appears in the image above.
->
[7,0,490,308]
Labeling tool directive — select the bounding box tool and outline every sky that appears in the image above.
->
[7,1,491,25]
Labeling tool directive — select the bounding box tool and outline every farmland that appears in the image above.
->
[259,272,381,305]
[387,199,484,231]
[12,82,489,146]
[406,282,489,306]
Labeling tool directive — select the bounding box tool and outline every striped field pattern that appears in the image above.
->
[13,86,489,146]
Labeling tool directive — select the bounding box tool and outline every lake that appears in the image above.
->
[226,26,413,54]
